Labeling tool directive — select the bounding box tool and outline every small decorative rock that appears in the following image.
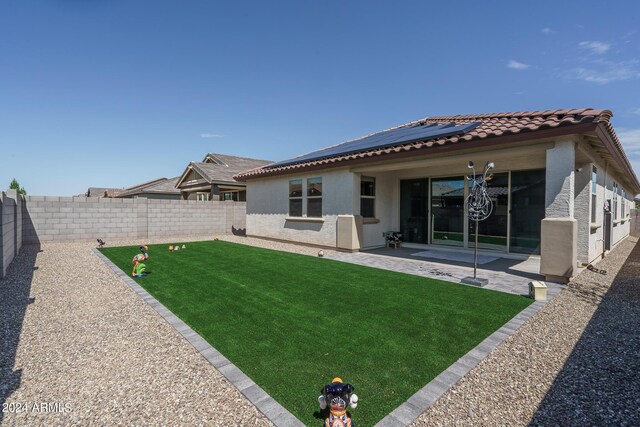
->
[318,250,324,257]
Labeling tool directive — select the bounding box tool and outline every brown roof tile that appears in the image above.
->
[235,108,635,185]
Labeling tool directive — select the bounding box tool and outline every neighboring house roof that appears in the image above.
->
[116,177,181,198]
[235,109,640,193]
[176,153,272,188]
[87,187,125,197]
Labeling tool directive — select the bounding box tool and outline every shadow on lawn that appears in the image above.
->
[0,244,39,424]
[528,239,640,426]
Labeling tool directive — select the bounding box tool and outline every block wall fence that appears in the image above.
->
[0,194,246,278]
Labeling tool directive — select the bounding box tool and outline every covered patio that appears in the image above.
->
[330,245,563,296]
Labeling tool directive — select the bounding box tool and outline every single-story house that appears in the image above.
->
[235,109,640,283]
[116,177,182,200]
[176,153,272,201]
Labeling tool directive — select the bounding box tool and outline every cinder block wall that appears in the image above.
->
[0,190,23,278]
[20,196,246,244]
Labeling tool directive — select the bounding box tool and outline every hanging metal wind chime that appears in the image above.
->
[462,160,494,287]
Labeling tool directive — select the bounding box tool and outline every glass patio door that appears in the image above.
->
[468,172,508,251]
[431,177,465,247]
[400,179,429,244]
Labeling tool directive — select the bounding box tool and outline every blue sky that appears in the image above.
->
[1,0,639,195]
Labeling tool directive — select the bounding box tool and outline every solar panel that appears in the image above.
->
[267,121,482,168]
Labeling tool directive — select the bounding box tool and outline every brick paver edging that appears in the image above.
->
[92,248,304,427]
[374,285,563,426]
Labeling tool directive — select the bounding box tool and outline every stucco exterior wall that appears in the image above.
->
[359,171,397,248]
[246,168,356,247]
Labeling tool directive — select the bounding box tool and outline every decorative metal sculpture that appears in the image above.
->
[464,161,494,284]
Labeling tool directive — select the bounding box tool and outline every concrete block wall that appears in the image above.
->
[0,190,23,278]
[20,196,246,244]
[147,200,246,238]
[22,196,138,243]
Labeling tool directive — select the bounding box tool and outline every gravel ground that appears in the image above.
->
[0,236,272,427]
[412,236,640,427]
[2,234,638,426]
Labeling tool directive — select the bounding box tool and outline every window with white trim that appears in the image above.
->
[360,176,376,218]
[307,177,323,217]
[196,192,210,201]
[591,166,597,223]
[289,179,303,216]
[621,189,626,218]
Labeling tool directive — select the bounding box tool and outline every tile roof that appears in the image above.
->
[117,177,181,197]
[87,187,125,197]
[184,153,272,184]
[235,109,634,185]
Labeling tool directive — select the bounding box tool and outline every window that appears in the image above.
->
[621,189,626,218]
[613,182,618,220]
[223,192,238,201]
[307,177,322,217]
[591,166,597,223]
[289,179,302,216]
[360,176,376,218]
[196,192,210,201]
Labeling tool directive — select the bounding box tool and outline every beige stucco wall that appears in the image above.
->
[246,168,356,247]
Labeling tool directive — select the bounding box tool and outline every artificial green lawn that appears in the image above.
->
[101,241,531,425]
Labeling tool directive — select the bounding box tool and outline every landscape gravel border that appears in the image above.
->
[92,248,304,427]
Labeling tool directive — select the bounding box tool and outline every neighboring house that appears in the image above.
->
[86,187,125,198]
[235,109,640,284]
[176,153,272,201]
[116,177,182,200]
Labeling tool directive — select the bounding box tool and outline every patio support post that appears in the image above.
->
[541,138,577,283]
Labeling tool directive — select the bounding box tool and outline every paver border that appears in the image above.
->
[94,246,563,427]
[93,248,304,427]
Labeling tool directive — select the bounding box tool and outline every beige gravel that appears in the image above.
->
[3,234,637,426]
[412,236,640,427]
[1,237,272,427]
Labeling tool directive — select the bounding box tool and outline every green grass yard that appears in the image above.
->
[101,240,531,425]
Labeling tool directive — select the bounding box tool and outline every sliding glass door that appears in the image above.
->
[400,179,429,244]
[510,169,545,254]
[468,172,508,251]
[431,177,465,247]
[398,170,545,253]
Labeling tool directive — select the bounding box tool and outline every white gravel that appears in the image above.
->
[412,236,640,426]
[3,234,637,426]
[0,237,272,427]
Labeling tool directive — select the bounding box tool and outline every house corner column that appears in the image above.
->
[541,139,577,283]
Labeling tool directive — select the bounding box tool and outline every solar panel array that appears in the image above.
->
[267,121,482,168]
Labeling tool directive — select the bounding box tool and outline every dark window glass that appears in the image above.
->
[431,177,465,247]
[307,197,322,217]
[361,198,375,218]
[307,177,322,196]
[289,199,302,217]
[510,169,545,254]
[361,176,375,197]
[400,179,429,243]
[289,180,302,198]
[468,172,508,251]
